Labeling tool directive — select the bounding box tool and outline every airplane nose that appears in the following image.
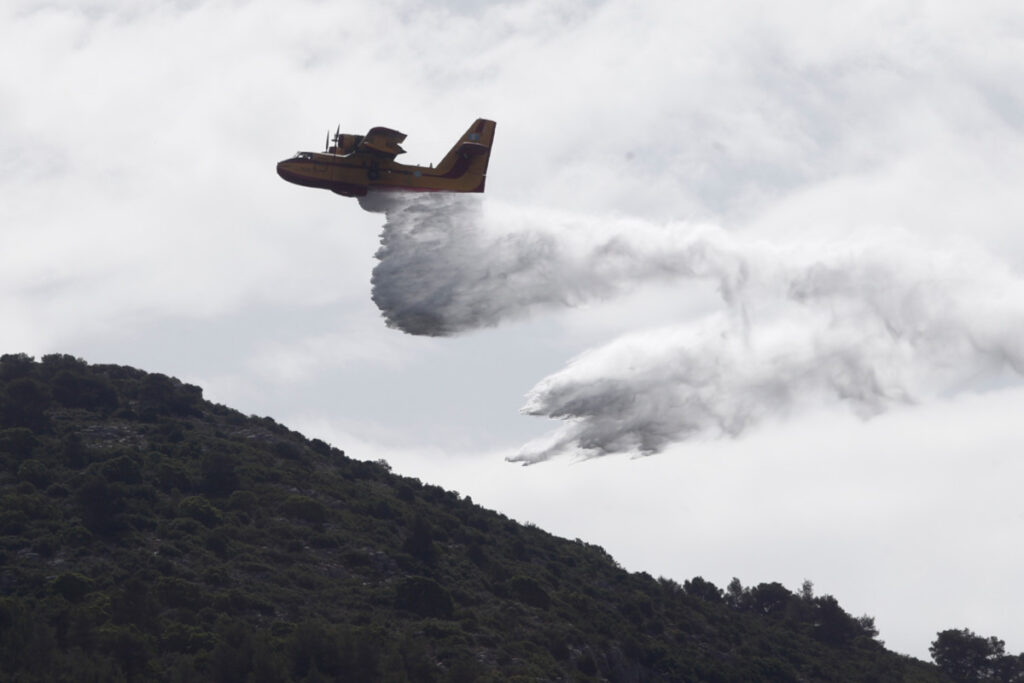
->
[277,160,299,184]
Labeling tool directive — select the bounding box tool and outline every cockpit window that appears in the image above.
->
[294,152,315,160]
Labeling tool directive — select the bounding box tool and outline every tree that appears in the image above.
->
[856,614,880,640]
[725,577,746,609]
[394,576,454,619]
[747,582,793,617]
[200,452,239,496]
[813,596,859,646]
[1,378,51,431]
[683,576,724,603]
[992,653,1024,683]
[51,369,118,412]
[930,628,1005,682]
[507,575,552,610]
[403,514,436,563]
[0,353,34,381]
[76,475,124,535]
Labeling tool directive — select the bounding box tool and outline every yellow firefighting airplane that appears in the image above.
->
[276,118,496,197]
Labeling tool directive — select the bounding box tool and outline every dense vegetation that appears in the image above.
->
[0,353,953,681]
[929,629,1024,683]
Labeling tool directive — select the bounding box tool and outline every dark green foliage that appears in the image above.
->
[62,524,93,547]
[179,495,222,527]
[272,440,303,460]
[403,513,436,563]
[993,655,1024,683]
[138,373,202,418]
[39,353,89,375]
[747,581,792,617]
[280,495,327,526]
[395,576,454,619]
[200,451,238,496]
[0,427,39,457]
[156,456,193,492]
[51,572,95,602]
[930,628,1024,682]
[76,475,125,535]
[0,352,35,380]
[18,458,50,487]
[506,575,551,610]
[99,623,155,679]
[111,575,158,629]
[155,577,204,609]
[684,575,724,603]
[60,432,89,468]
[857,614,880,640]
[2,377,52,431]
[813,595,862,646]
[51,369,118,412]
[725,576,746,608]
[98,454,142,484]
[0,354,951,682]
[0,598,32,664]
[227,489,257,511]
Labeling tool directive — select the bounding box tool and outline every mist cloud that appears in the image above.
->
[370,193,747,335]
[369,192,1024,462]
[513,235,1024,462]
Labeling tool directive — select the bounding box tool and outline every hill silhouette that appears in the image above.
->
[0,353,950,682]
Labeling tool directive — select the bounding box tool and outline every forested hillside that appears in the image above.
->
[0,353,950,681]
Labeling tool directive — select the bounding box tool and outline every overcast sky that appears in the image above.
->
[4,0,1024,659]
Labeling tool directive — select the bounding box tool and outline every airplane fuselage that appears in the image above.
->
[277,119,495,197]
[276,151,485,197]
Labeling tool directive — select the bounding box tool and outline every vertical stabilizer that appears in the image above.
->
[436,119,496,191]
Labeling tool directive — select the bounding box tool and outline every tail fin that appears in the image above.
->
[436,118,496,192]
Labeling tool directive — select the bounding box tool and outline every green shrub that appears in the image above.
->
[227,490,257,511]
[280,495,327,525]
[0,353,34,380]
[76,476,125,535]
[506,576,551,610]
[52,572,95,602]
[99,455,142,484]
[51,370,118,412]
[200,452,238,496]
[156,577,204,610]
[1,378,51,431]
[62,525,93,547]
[156,459,193,492]
[160,622,216,654]
[395,577,454,619]
[179,496,222,527]
[0,428,39,458]
[17,459,49,487]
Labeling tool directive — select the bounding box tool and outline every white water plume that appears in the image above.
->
[367,193,1024,462]
[370,192,748,335]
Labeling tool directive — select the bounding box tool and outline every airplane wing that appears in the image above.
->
[356,126,407,159]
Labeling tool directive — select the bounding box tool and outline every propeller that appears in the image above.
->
[324,130,330,152]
